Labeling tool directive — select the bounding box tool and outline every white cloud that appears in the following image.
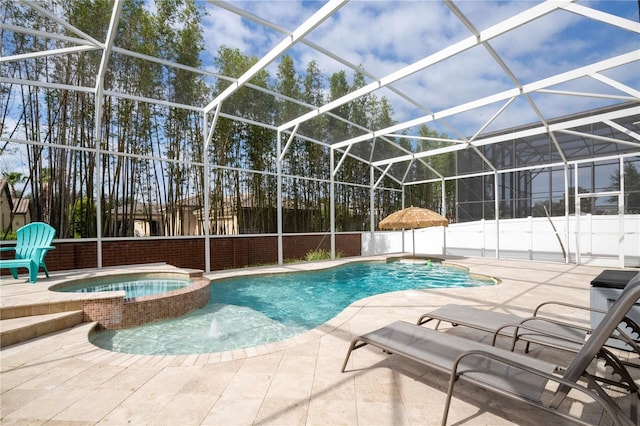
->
[307,2,462,73]
[1,116,31,177]
[202,8,254,58]
[197,0,638,137]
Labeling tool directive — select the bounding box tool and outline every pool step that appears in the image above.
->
[0,299,83,320]
[0,310,84,348]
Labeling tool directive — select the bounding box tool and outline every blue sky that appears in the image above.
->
[2,0,638,178]
[199,0,639,137]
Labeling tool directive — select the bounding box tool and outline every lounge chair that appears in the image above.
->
[416,298,640,355]
[0,222,56,283]
[341,274,640,426]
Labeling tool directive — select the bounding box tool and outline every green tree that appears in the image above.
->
[211,46,270,234]
[158,0,207,236]
[1,172,25,196]
[69,197,97,238]
[276,55,307,231]
[301,60,330,231]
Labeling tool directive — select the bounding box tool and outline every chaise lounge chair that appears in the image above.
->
[0,222,56,284]
[416,296,640,355]
[341,274,640,426]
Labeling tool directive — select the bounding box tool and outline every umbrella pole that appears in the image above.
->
[412,229,416,259]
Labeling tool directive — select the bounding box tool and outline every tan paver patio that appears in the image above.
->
[1,256,637,425]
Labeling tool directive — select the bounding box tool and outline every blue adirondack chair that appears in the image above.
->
[0,222,56,283]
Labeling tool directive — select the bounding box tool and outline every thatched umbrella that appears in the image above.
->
[379,206,448,258]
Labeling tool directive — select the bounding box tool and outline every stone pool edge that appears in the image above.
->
[73,255,500,363]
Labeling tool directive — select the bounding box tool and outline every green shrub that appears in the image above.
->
[1,231,17,240]
[304,249,343,261]
[305,249,330,261]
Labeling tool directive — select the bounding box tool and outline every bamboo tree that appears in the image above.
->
[403,125,456,218]
[95,0,153,236]
[369,97,400,223]
[345,68,372,229]
[327,71,351,231]
[3,2,56,229]
[211,47,257,234]
[301,60,329,231]
[157,0,206,236]
[3,1,414,238]
[276,55,304,231]
[244,72,275,233]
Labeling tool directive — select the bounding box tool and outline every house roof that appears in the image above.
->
[0,180,14,211]
[11,198,29,215]
[0,179,29,215]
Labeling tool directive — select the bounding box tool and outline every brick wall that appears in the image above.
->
[1,233,361,275]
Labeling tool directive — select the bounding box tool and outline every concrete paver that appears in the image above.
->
[1,256,636,425]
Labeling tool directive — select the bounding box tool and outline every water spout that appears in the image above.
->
[208,319,224,338]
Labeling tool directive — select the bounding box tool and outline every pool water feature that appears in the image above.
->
[90,261,495,354]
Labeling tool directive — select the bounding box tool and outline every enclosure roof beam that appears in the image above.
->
[603,119,640,142]
[212,1,444,132]
[279,124,300,162]
[557,129,640,148]
[203,0,348,115]
[400,160,415,184]
[405,150,640,187]
[447,0,520,173]
[373,164,393,190]
[332,145,353,177]
[469,98,516,143]
[0,45,99,64]
[371,105,639,167]
[1,77,95,93]
[535,89,637,102]
[110,47,235,83]
[562,3,640,33]
[385,134,467,144]
[445,105,636,151]
[205,105,221,151]
[0,23,91,45]
[94,0,122,124]
[588,73,640,98]
[21,0,104,46]
[278,0,571,133]
[335,50,638,151]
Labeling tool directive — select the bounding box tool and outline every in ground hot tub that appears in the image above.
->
[55,276,192,300]
[51,271,210,329]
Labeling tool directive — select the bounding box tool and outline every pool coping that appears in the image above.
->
[2,256,620,426]
[2,255,501,364]
[100,255,498,362]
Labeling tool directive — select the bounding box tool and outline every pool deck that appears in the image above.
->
[1,255,638,425]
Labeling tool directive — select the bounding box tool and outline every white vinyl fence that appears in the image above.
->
[363,214,640,268]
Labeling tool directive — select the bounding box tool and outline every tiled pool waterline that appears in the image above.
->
[1,256,637,425]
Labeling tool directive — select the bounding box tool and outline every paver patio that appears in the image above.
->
[1,256,637,425]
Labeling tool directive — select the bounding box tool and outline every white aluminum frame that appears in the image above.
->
[1,0,639,268]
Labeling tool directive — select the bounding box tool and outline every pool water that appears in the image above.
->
[90,261,494,355]
[58,278,191,300]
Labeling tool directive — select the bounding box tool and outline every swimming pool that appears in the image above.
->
[90,260,495,355]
